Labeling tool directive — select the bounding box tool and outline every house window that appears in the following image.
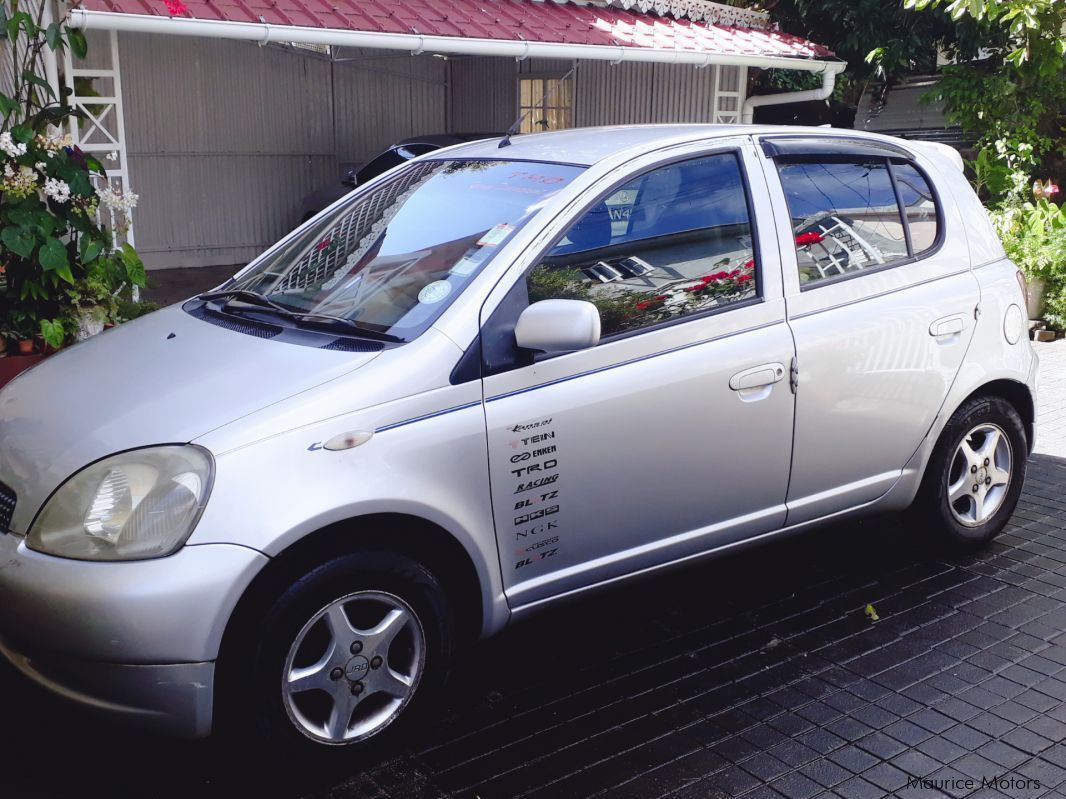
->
[519,76,573,133]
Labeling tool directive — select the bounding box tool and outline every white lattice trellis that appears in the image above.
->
[62,29,135,250]
[712,64,746,123]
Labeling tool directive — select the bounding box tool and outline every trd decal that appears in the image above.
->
[511,459,558,478]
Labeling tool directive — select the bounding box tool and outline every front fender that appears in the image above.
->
[187,402,509,637]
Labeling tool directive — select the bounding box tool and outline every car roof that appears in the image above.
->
[440,124,929,167]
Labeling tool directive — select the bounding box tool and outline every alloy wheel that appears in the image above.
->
[946,422,1013,528]
[281,590,425,744]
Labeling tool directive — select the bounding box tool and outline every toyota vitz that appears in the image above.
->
[0,126,1037,754]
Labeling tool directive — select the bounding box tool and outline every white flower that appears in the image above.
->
[0,131,27,159]
[43,177,71,204]
[34,161,47,171]
[96,184,138,214]
[106,151,118,161]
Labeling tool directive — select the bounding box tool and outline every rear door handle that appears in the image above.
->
[729,362,786,391]
[930,315,966,337]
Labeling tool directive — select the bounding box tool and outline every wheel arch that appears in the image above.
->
[215,512,486,707]
[957,378,1035,454]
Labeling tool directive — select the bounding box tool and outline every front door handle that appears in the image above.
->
[729,362,786,391]
[930,315,966,337]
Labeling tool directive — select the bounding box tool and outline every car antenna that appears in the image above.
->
[499,66,576,149]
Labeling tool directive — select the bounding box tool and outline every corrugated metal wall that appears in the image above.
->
[333,48,447,165]
[117,40,744,270]
[120,34,338,269]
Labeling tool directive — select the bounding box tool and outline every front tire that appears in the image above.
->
[226,550,454,758]
[912,395,1027,547]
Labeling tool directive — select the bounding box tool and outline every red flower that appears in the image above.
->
[737,274,753,283]
[728,269,740,278]
[164,0,189,14]
[794,232,824,247]
[714,271,729,280]
[741,259,754,270]
[636,296,666,310]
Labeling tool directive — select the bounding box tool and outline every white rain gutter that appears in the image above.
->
[70,9,842,75]
[740,62,847,124]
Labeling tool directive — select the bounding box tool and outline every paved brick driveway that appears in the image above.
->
[2,342,1065,799]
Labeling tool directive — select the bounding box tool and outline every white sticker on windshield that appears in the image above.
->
[450,253,482,276]
[418,280,452,305]
[477,223,514,247]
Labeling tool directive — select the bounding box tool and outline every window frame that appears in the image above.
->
[517,73,575,134]
[520,147,766,349]
[771,153,945,292]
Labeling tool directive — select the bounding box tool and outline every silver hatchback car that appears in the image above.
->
[0,126,1037,753]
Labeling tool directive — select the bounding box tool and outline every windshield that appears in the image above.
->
[223,159,584,341]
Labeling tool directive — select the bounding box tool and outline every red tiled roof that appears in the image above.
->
[82,0,837,62]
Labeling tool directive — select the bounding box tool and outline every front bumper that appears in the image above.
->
[0,534,267,736]
[0,635,215,737]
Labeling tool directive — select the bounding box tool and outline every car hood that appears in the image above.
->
[0,304,379,533]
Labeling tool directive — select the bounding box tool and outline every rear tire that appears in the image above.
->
[911,395,1027,547]
[220,550,454,761]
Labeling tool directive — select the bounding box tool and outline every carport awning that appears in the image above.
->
[73,0,840,73]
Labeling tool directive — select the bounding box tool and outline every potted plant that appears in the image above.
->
[0,0,146,387]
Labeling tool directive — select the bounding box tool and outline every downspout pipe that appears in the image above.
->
[741,62,847,124]
[69,9,841,76]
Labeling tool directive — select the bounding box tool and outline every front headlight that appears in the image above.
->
[27,445,214,561]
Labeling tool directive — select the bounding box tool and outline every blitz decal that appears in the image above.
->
[514,490,559,510]
[515,549,558,569]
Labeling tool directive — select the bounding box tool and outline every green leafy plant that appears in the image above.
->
[0,0,144,351]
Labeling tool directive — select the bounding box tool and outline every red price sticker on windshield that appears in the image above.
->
[477,223,514,247]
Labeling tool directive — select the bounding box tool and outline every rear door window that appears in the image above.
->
[775,157,941,287]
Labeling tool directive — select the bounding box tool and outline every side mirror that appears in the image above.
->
[514,299,601,353]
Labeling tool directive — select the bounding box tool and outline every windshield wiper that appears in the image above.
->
[198,288,292,314]
[291,312,405,343]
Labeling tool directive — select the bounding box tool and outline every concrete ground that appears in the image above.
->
[2,342,1065,799]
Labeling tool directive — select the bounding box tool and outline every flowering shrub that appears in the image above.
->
[0,0,145,351]
[989,182,1066,330]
